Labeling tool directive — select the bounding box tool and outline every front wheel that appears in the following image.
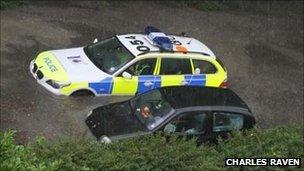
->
[71,90,94,97]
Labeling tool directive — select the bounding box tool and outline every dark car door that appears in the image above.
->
[161,111,213,143]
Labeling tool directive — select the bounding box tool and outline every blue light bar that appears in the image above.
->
[144,26,173,51]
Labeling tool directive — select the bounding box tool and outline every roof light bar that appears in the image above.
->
[144,26,173,51]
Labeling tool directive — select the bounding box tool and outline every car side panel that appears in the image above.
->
[89,77,113,94]
[112,77,138,95]
[80,55,226,96]
[205,74,223,87]
[60,82,89,95]
[184,74,206,86]
[161,75,184,87]
[137,76,161,94]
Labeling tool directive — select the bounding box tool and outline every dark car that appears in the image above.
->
[85,86,255,144]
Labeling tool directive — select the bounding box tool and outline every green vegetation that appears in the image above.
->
[1,124,303,170]
[0,0,25,10]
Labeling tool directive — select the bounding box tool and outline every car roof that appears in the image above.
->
[157,86,250,111]
[116,34,216,57]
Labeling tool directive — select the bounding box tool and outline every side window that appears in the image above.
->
[213,112,244,132]
[124,58,156,76]
[160,58,192,75]
[164,112,207,135]
[192,59,217,74]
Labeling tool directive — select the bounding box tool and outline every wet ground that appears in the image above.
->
[1,1,303,143]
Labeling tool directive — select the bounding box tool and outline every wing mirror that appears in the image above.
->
[122,71,132,79]
[93,38,98,43]
[99,135,112,144]
[194,68,201,74]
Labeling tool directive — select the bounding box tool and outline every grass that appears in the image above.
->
[1,124,303,170]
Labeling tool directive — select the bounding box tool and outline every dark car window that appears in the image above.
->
[213,112,244,132]
[132,89,174,130]
[160,58,192,75]
[164,112,208,135]
[123,58,156,76]
[192,59,217,74]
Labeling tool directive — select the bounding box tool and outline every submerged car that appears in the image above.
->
[85,86,255,144]
[29,26,227,96]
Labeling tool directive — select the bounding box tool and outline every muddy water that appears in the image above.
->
[1,1,303,143]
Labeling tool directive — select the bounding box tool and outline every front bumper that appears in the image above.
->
[29,60,62,96]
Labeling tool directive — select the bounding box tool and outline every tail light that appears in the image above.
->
[220,79,229,88]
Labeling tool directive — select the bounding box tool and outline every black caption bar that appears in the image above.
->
[225,158,301,166]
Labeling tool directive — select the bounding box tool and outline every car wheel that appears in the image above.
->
[71,90,94,97]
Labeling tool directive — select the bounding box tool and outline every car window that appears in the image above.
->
[124,58,156,76]
[192,59,217,74]
[213,112,244,132]
[84,37,134,74]
[164,112,208,135]
[132,89,173,130]
[160,58,192,75]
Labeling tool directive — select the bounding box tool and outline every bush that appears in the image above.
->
[1,124,303,170]
[0,0,25,10]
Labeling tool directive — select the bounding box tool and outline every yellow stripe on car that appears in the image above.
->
[161,75,184,87]
[34,51,69,81]
[112,77,138,95]
[60,82,89,96]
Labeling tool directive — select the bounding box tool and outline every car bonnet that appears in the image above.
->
[50,47,110,82]
[85,101,146,139]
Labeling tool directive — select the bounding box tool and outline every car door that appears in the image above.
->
[162,111,212,143]
[158,58,193,87]
[187,59,218,87]
[112,58,159,95]
[192,58,227,87]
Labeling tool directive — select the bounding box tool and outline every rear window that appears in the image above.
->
[192,59,217,74]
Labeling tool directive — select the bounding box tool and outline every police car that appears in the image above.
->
[29,26,228,96]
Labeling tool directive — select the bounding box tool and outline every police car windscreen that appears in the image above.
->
[84,37,134,74]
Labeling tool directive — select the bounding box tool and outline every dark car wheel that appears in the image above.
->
[71,90,94,97]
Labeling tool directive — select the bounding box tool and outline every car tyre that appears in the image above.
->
[71,90,94,97]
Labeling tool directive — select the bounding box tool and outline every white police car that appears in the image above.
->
[29,26,228,96]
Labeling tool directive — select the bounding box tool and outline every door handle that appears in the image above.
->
[180,80,188,85]
[144,81,153,87]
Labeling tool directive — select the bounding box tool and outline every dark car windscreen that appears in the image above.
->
[84,37,134,74]
[131,89,174,130]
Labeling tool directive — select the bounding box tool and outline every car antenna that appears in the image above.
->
[187,38,193,45]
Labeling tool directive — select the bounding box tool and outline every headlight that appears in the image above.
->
[87,110,92,117]
[46,80,70,89]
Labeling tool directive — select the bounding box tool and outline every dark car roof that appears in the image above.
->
[157,86,250,111]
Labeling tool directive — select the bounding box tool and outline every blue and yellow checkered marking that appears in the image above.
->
[88,74,206,95]
[89,77,113,94]
[137,76,161,94]
[185,75,206,86]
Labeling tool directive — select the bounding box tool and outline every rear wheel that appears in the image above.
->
[71,90,94,97]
